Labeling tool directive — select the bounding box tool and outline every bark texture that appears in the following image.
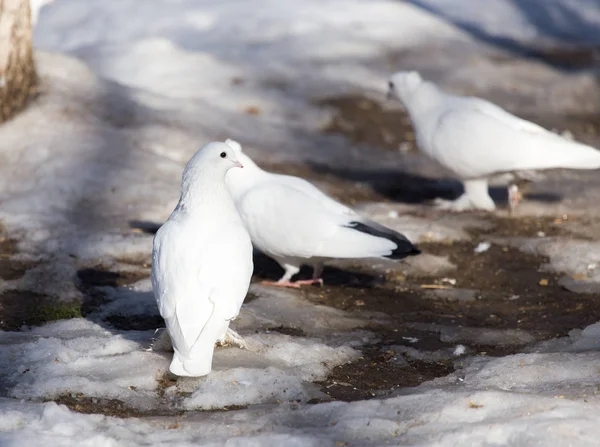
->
[0,0,37,124]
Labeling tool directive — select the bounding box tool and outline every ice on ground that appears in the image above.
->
[448,352,600,397]
[532,321,600,353]
[1,283,370,412]
[422,287,477,302]
[236,285,383,337]
[497,237,600,292]
[355,203,493,243]
[182,333,357,410]
[405,322,536,347]
[4,388,600,446]
[0,319,165,411]
[502,237,600,278]
[0,317,359,412]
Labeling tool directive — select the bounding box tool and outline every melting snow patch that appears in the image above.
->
[473,241,491,253]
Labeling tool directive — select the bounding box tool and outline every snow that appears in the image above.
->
[0,0,600,445]
[498,237,600,293]
[0,283,362,414]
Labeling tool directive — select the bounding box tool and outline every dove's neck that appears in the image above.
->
[402,82,447,152]
[177,170,239,219]
[404,81,446,118]
[226,163,268,202]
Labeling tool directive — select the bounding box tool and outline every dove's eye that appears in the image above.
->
[388,81,394,89]
[220,152,227,158]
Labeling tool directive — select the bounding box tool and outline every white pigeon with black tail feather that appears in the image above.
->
[152,142,253,377]
[387,71,600,212]
[224,139,420,288]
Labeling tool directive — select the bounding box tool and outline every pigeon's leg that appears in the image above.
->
[463,179,496,210]
[507,184,522,215]
[216,328,247,349]
[293,263,324,286]
[434,179,495,211]
[260,263,302,288]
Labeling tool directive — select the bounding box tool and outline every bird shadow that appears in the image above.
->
[252,251,380,288]
[307,162,562,206]
[129,220,162,235]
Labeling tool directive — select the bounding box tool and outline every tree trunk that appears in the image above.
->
[0,0,37,124]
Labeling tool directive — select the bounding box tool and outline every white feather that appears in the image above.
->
[388,71,600,210]
[225,140,418,283]
[152,142,253,376]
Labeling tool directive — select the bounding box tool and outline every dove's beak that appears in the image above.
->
[233,161,244,169]
[386,89,394,101]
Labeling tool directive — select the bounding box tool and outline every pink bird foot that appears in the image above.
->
[293,278,324,287]
[259,280,302,289]
[259,278,324,288]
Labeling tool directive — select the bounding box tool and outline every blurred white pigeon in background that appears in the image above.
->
[30,0,54,26]
[225,139,420,288]
[387,71,600,212]
[152,142,253,377]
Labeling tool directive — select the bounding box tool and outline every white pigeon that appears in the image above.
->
[387,71,600,212]
[152,141,253,377]
[224,139,420,288]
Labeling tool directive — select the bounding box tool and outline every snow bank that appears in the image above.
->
[1,283,366,412]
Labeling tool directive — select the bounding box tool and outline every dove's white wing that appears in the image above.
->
[152,220,212,358]
[431,99,600,179]
[270,173,355,215]
[237,180,414,260]
[152,219,252,362]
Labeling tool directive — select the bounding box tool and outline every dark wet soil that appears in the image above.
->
[0,228,51,330]
[317,95,416,152]
[53,394,184,418]
[77,266,149,317]
[316,331,454,401]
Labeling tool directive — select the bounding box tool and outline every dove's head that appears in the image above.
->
[224,139,264,199]
[182,141,243,186]
[224,139,259,171]
[387,71,424,104]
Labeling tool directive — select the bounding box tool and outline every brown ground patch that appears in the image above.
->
[53,394,184,418]
[316,95,416,152]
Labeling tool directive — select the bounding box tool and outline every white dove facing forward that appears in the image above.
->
[387,71,600,212]
[224,139,420,289]
[151,142,253,377]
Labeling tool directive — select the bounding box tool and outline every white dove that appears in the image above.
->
[387,71,600,212]
[224,139,420,288]
[152,142,253,377]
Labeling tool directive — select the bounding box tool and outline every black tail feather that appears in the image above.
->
[343,220,421,260]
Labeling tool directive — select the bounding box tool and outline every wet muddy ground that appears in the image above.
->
[3,95,600,417]
[253,213,600,402]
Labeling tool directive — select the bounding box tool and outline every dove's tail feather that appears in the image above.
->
[347,220,421,260]
[316,219,420,260]
[167,317,230,377]
[514,137,600,172]
[169,352,212,377]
